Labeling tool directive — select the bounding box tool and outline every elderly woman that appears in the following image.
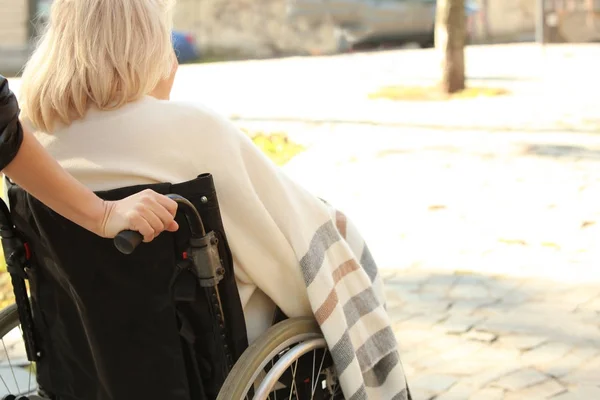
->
[20,0,409,399]
[0,76,178,241]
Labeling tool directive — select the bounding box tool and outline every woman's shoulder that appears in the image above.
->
[144,98,226,124]
[138,97,247,147]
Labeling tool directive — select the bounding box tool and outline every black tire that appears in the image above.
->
[0,303,20,338]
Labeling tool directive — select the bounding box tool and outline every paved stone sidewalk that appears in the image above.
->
[386,269,600,400]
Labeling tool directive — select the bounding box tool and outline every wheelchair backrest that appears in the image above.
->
[4,174,248,400]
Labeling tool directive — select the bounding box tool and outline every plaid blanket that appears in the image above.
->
[300,201,411,400]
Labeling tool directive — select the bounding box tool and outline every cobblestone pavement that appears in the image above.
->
[385,269,600,400]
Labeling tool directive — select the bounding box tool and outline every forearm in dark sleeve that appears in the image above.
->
[0,76,24,171]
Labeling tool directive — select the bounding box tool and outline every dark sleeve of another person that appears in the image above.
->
[0,75,24,171]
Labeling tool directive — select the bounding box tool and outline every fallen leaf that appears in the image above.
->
[541,242,560,249]
[498,238,527,246]
[428,205,447,211]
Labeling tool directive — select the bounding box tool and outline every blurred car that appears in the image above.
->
[287,0,480,52]
[172,31,200,63]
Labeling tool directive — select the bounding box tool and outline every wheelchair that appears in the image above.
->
[0,174,343,400]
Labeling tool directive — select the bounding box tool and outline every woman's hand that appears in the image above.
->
[100,189,179,242]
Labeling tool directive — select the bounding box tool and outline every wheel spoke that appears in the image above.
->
[0,336,11,394]
[0,369,11,394]
[288,358,298,400]
[329,369,341,399]
[310,349,327,398]
[27,364,32,393]
[2,337,20,394]
[272,357,276,400]
[311,349,316,397]
[17,325,33,394]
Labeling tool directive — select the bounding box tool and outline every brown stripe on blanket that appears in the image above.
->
[335,210,347,238]
[356,326,399,382]
[314,289,339,325]
[343,287,382,329]
[316,259,364,324]
[332,259,360,283]
[300,220,341,286]
[363,351,399,387]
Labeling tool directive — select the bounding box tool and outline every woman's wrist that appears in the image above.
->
[78,195,110,237]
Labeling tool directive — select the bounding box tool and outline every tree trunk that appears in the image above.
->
[436,0,466,94]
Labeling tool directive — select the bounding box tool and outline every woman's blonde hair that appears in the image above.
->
[20,0,175,132]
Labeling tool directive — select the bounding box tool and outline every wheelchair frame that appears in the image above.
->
[0,193,340,400]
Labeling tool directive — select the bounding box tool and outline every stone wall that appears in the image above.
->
[172,0,338,58]
[0,0,30,74]
[557,11,600,42]
[173,0,540,56]
[486,0,536,38]
[473,0,600,43]
[0,0,28,46]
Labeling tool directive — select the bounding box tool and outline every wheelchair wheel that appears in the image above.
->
[0,303,38,398]
[217,317,342,400]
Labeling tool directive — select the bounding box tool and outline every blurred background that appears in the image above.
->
[1,0,600,69]
[1,1,600,399]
